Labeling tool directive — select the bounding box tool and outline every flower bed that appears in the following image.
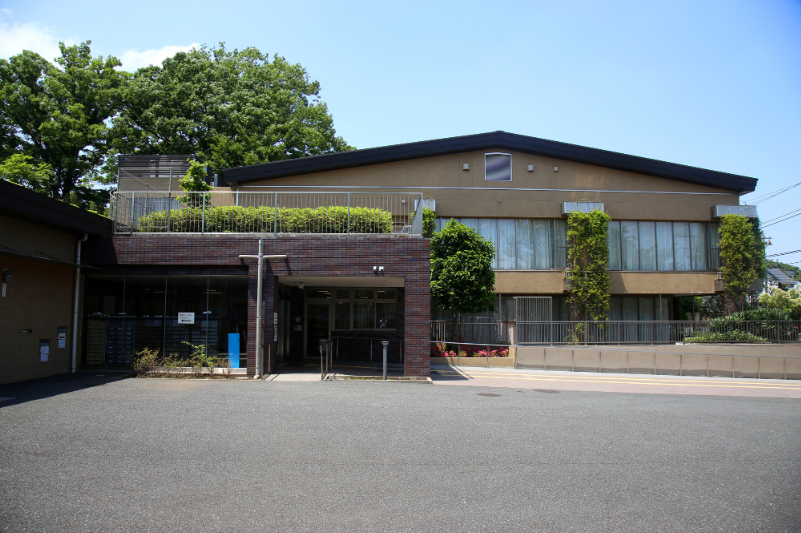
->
[430,343,510,358]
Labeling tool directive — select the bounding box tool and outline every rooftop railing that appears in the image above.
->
[111,191,424,236]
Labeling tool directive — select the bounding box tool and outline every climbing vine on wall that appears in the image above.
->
[718,214,764,311]
[566,210,611,321]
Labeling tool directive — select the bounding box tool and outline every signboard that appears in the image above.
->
[177,312,195,324]
[273,312,278,342]
[228,333,240,368]
[39,340,49,362]
[57,327,67,349]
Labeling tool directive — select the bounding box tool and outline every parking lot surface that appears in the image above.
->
[1,373,799,532]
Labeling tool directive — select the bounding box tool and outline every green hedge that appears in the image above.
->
[136,205,394,233]
[684,330,767,343]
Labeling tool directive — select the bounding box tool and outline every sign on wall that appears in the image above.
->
[177,312,195,324]
[39,340,49,362]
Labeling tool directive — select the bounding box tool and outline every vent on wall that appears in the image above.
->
[561,202,604,216]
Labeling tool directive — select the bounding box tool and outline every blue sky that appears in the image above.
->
[2,0,799,260]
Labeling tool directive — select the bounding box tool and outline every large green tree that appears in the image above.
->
[110,44,353,175]
[430,219,496,338]
[0,42,128,203]
[719,214,765,312]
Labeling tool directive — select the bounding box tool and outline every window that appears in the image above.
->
[328,288,398,331]
[485,153,512,181]
[433,218,718,272]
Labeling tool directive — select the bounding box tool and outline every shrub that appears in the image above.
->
[137,205,393,233]
[684,331,767,343]
[132,347,160,376]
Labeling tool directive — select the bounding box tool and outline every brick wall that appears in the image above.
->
[83,234,431,376]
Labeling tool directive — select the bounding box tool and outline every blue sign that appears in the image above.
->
[228,333,240,368]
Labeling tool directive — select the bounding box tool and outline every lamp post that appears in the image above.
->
[239,239,287,378]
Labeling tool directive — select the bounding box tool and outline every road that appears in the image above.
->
[1,372,799,532]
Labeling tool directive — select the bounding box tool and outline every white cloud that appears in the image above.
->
[0,18,73,61]
[119,43,200,71]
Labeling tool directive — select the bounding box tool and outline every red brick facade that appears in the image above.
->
[83,234,431,376]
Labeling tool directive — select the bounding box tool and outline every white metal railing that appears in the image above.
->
[431,320,801,345]
[110,191,424,236]
[515,320,801,345]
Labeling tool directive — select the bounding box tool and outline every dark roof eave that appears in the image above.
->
[221,131,757,193]
[0,181,113,237]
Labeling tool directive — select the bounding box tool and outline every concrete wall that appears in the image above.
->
[83,234,431,377]
[515,344,801,379]
[0,255,75,384]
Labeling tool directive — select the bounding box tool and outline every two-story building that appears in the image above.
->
[79,131,757,377]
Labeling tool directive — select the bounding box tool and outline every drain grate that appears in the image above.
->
[477,392,501,397]
[533,389,560,393]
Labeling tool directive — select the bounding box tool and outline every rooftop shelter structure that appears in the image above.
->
[82,131,764,377]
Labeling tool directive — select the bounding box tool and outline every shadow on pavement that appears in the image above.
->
[0,371,129,408]
[429,365,472,381]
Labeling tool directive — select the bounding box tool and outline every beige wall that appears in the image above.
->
[0,256,74,384]
[0,214,76,263]
[239,149,741,221]
[494,271,718,296]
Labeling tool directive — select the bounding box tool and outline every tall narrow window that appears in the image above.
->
[607,221,622,270]
[690,223,707,270]
[534,220,552,269]
[656,222,674,271]
[515,220,534,269]
[673,222,691,271]
[485,153,512,181]
[479,219,498,269]
[639,222,656,271]
[498,220,516,269]
[621,221,639,270]
[553,219,568,269]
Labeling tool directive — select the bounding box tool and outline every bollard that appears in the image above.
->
[381,341,389,380]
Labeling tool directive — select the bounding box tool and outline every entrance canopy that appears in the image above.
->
[277,276,405,288]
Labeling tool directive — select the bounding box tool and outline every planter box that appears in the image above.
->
[430,356,515,367]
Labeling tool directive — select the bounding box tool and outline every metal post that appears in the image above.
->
[201,193,206,234]
[130,192,135,232]
[274,192,278,234]
[347,192,351,236]
[255,239,264,377]
[382,341,389,380]
[320,342,324,381]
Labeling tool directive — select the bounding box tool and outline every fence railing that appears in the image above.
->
[516,320,801,345]
[110,191,424,235]
[430,321,509,344]
[431,320,801,345]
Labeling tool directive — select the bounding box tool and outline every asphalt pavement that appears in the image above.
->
[1,372,799,532]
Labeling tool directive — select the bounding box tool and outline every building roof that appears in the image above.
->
[0,180,112,237]
[221,131,758,193]
[766,268,798,287]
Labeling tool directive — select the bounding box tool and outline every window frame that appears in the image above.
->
[484,152,513,182]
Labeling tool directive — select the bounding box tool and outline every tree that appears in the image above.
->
[0,42,128,201]
[430,219,496,338]
[566,210,611,321]
[719,214,764,312]
[110,44,353,176]
[0,154,52,195]
[178,159,212,207]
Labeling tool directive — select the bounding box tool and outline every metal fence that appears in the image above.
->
[516,320,801,345]
[110,191,424,235]
[430,321,509,344]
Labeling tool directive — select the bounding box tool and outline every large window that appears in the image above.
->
[325,288,397,330]
[607,221,718,272]
[83,274,248,365]
[435,218,719,272]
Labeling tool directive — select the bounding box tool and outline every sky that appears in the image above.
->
[1,0,800,262]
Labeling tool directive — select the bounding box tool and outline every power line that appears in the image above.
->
[761,210,801,228]
[742,180,801,205]
[766,249,801,258]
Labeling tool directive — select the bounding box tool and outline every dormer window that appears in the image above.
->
[485,153,512,181]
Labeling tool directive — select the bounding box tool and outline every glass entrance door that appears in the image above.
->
[305,303,330,359]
